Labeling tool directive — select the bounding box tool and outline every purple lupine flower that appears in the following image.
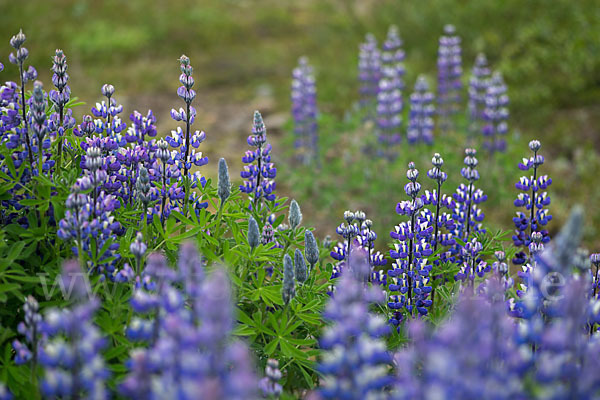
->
[437,24,462,133]
[509,206,582,336]
[291,57,319,166]
[240,111,277,209]
[29,81,54,176]
[331,210,387,287]
[453,148,487,241]
[259,359,283,398]
[454,236,490,290]
[468,53,491,140]
[512,140,552,299]
[9,29,35,168]
[388,162,434,322]
[38,261,109,399]
[358,33,381,119]
[407,75,435,145]
[57,178,123,280]
[421,153,456,305]
[394,279,527,400]
[49,49,72,169]
[482,71,509,153]
[123,247,257,399]
[168,55,209,213]
[12,296,43,368]
[376,26,405,158]
[318,248,392,399]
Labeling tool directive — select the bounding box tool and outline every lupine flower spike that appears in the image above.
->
[318,249,392,399]
[422,153,455,304]
[259,359,283,398]
[168,55,208,215]
[513,140,552,296]
[50,49,72,169]
[331,210,387,287]
[240,111,276,211]
[358,33,381,119]
[389,162,434,322]
[407,75,435,145]
[453,148,487,241]
[291,57,318,165]
[468,53,491,142]
[437,24,462,133]
[482,71,509,153]
[376,26,405,159]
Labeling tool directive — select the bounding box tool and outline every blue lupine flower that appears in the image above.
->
[291,57,319,165]
[482,71,509,153]
[319,248,392,399]
[512,141,552,301]
[57,178,124,279]
[358,33,381,118]
[12,295,43,367]
[437,24,462,133]
[376,26,405,157]
[8,30,37,169]
[453,148,487,241]
[468,53,491,139]
[330,211,387,287]
[259,359,283,398]
[240,111,277,208]
[49,49,73,168]
[394,279,527,400]
[407,76,435,145]
[388,162,434,321]
[123,246,257,399]
[169,55,208,184]
[38,261,109,399]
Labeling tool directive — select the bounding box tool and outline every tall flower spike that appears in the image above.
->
[39,262,108,399]
[50,49,71,169]
[407,75,435,145]
[482,71,509,153]
[291,56,319,165]
[512,140,552,288]
[30,81,50,176]
[168,55,208,215]
[453,148,487,242]
[282,254,296,304]
[9,29,35,168]
[437,24,462,133]
[388,162,434,321]
[217,158,231,205]
[468,53,491,141]
[376,25,405,159]
[240,111,277,209]
[358,33,381,119]
[318,248,392,399]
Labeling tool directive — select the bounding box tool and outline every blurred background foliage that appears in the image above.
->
[1,0,600,246]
